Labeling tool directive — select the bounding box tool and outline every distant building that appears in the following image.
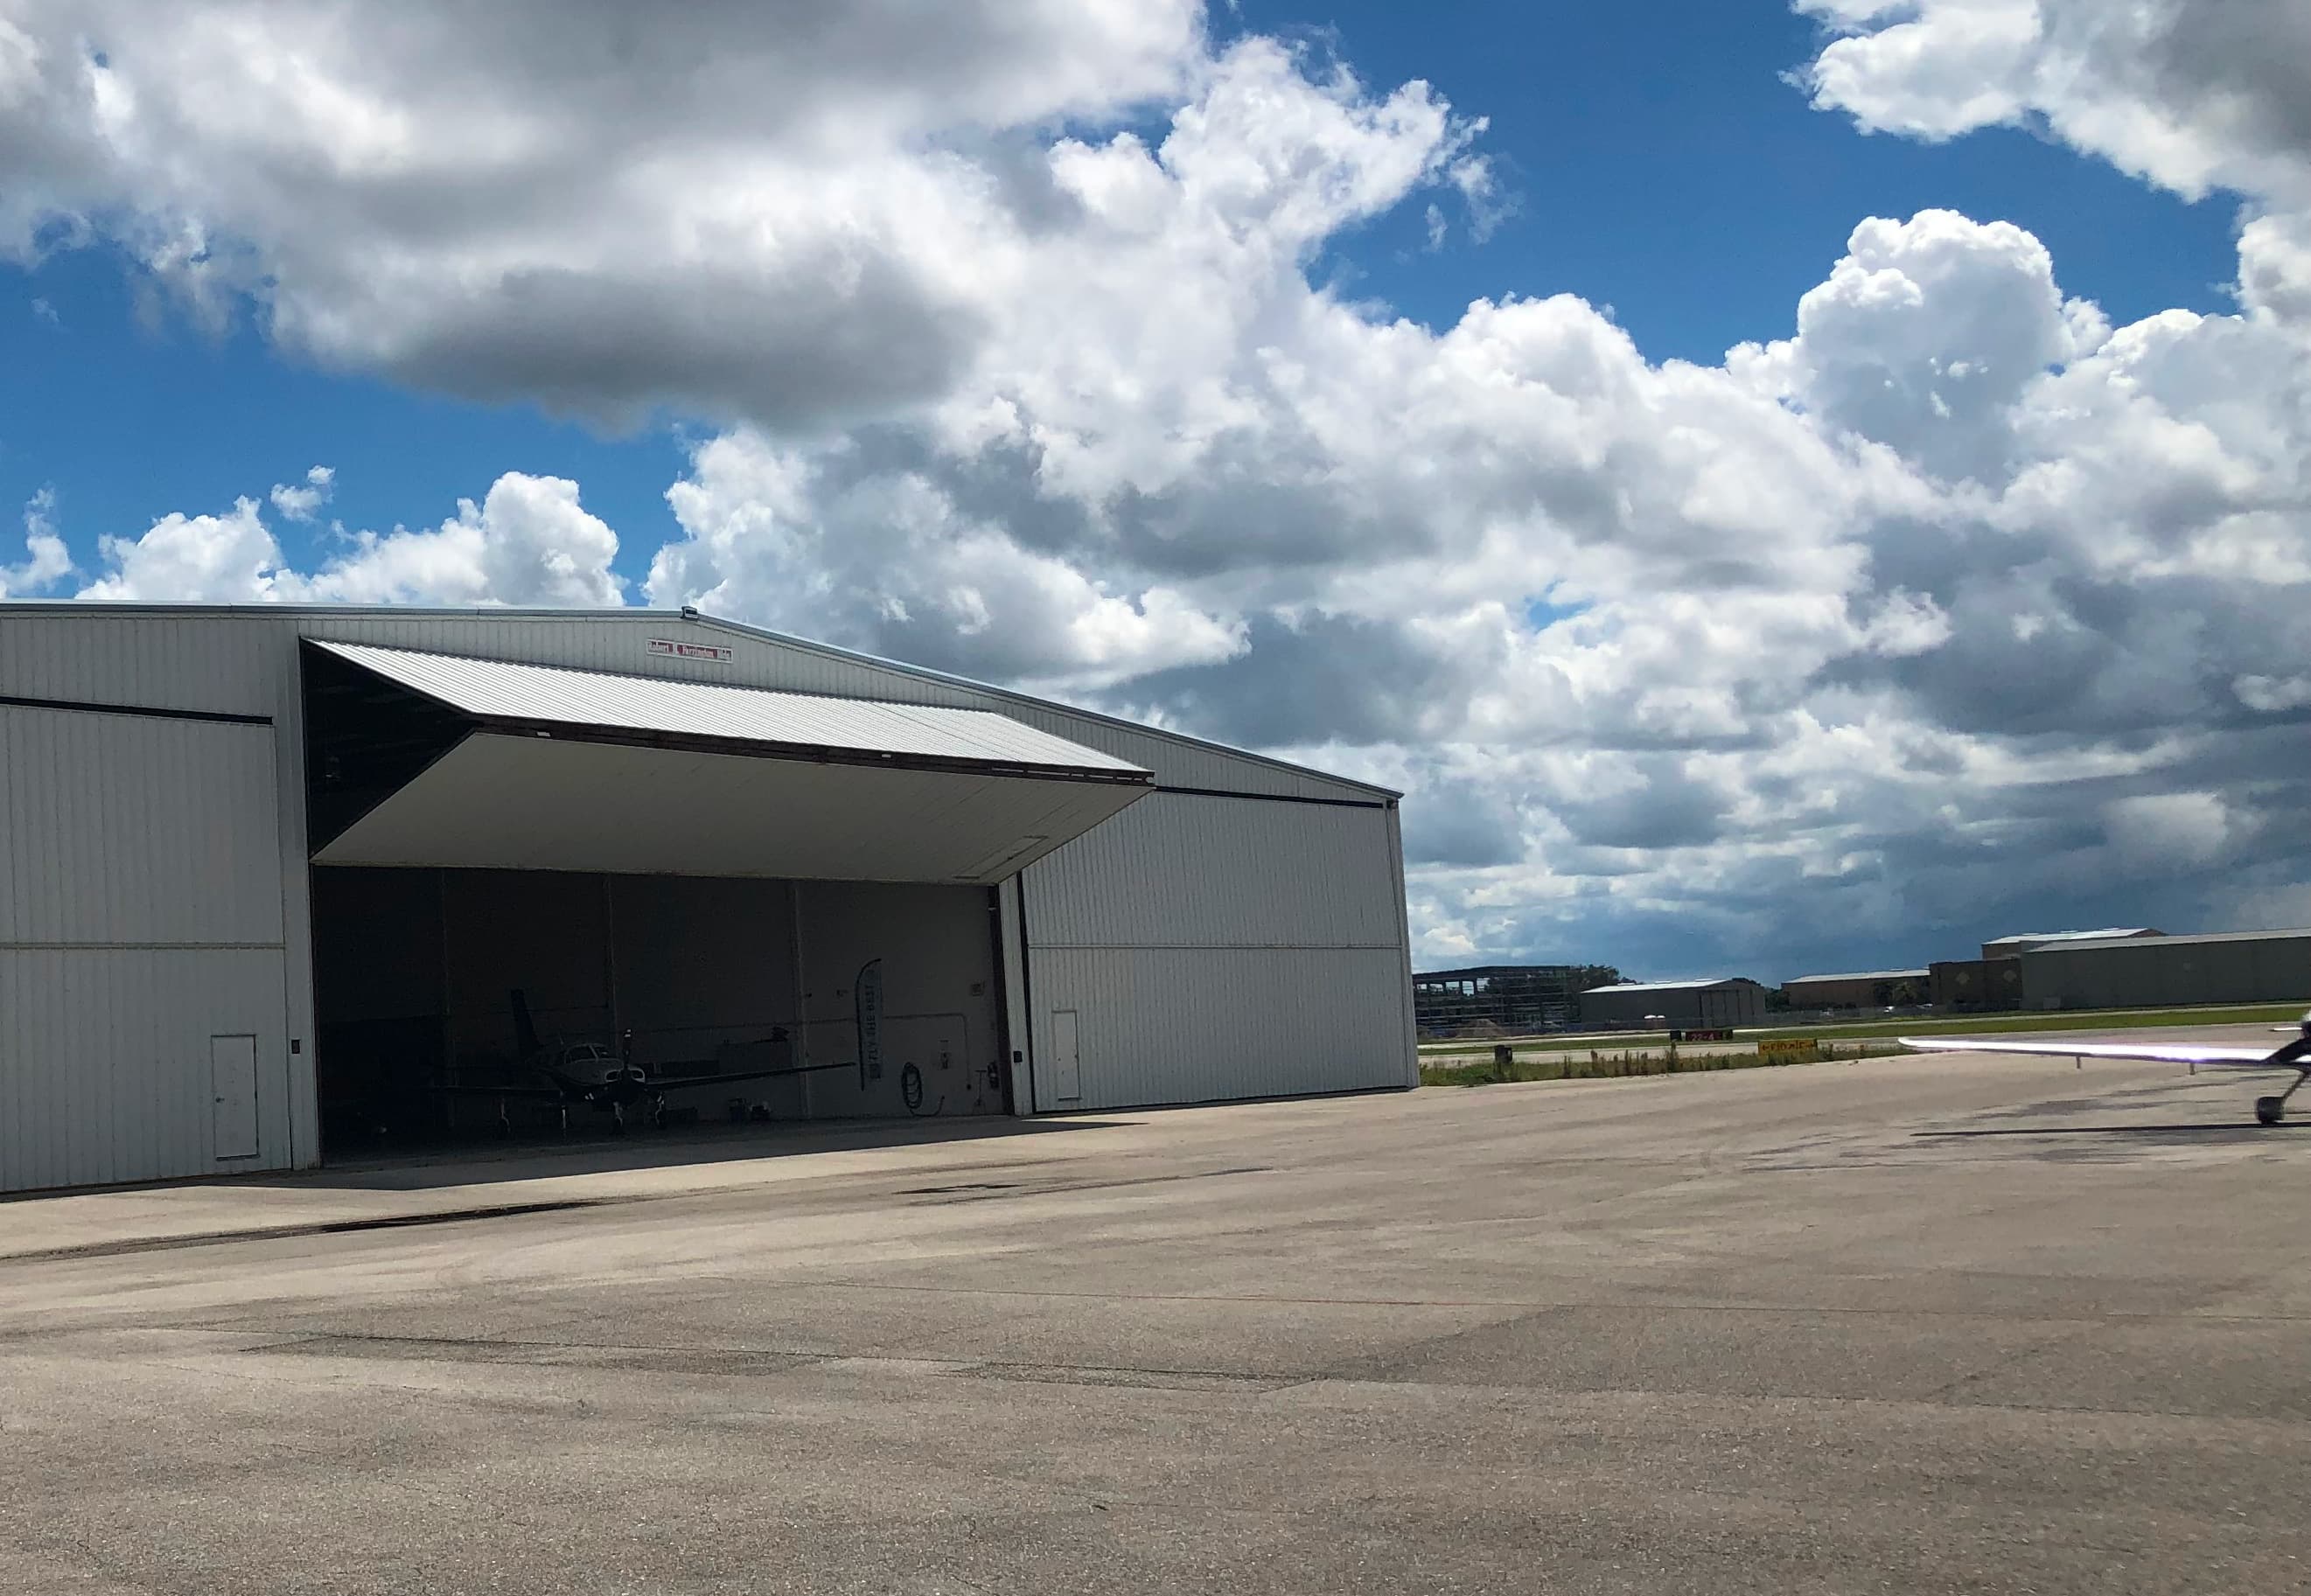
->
[1782,969,1929,1010]
[1979,927,2161,961]
[1930,958,2028,1014]
[2019,928,2311,1011]
[1935,928,2161,1015]
[1413,965,1620,1036]
[1576,978,1769,1029]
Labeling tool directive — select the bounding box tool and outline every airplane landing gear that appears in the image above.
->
[649,1092,667,1132]
[2255,1067,2309,1127]
[611,1102,627,1136]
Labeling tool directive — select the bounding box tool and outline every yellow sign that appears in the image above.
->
[1758,1038,1821,1064]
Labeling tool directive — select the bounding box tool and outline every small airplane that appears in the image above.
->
[1900,1010,2311,1126]
[436,990,859,1137]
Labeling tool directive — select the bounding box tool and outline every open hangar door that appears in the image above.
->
[311,868,1008,1147]
[299,640,1149,1151]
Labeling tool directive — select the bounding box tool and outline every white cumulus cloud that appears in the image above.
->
[73,471,625,607]
[3,487,74,594]
[268,463,334,523]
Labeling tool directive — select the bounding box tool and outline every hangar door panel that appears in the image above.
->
[1024,795,1400,949]
[0,705,283,945]
[0,950,290,1192]
[0,703,292,1193]
[1020,791,1414,1112]
[1028,948,1411,1112]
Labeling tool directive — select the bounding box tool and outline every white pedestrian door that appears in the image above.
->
[211,1035,259,1160]
[1049,1010,1081,1104]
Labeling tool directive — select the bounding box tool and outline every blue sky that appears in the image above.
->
[3,0,2306,981]
[2,1,2240,582]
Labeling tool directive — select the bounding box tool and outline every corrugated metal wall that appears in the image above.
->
[1,704,292,1192]
[2021,936,2311,1010]
[1020,792,1414,1112]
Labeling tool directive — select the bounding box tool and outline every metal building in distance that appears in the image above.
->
[1782,969,1930,1011]
[2019,928,2311,1011]
[1576,978,1769,1029]
[1979,927,2161,960]
[0,604,1417,1195]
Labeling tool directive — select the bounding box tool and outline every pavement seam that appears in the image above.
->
[0,1197,627,1265]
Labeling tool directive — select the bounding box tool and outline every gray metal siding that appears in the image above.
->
[2,706,284,945]
[1577,981,1768,1028]
[0,610,279,715]
[1024,795,1400,950]
[1021,792,1412,1111]
[0,704,292,1192]
[2021,936,2311,1010]
[1024,947,1412,1111]
[0,949,290,1191]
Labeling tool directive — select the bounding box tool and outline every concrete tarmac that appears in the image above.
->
[3,1049,2308,1593]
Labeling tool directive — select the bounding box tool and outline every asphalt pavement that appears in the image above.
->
[3,1046,2308,1593]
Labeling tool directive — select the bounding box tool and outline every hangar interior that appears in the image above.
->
[311,869,1007,1146]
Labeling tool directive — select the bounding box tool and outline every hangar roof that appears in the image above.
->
[1984,928,2161,951]
[2023,927,2311,952]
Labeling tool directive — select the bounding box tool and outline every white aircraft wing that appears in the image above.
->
[1900,1036,2286,1068]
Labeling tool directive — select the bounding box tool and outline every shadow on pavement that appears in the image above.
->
[1916,1122,2305,1139]
[221,1114,1136,1194]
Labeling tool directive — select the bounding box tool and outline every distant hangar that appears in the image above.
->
[0,605,1417,1195]
[1783,969,1929,1010]
[1576,977,1768,1029]
[2018,928,2311,1011]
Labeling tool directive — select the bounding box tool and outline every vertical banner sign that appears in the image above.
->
[855,959,884,1090]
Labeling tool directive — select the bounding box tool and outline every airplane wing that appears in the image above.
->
[419,1081,571,1099]
[1900,1036,2295,1068]
[650,1058,864,1092]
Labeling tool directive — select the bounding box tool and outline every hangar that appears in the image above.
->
[2018,927,2311,1011]
[1576,977,1768,1029]
[1782,968,1929,1011]
[0,605,1416,1194]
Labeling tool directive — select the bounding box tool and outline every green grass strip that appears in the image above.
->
[1417,1001,2307,1058]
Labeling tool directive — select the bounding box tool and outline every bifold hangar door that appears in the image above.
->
[1,700,293,1193]
[303,640,1153,882]
[299,640,1158,1137]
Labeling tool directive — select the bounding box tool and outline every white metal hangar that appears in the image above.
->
[0,604,1415,1194]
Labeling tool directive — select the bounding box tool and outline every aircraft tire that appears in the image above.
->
[2256,1096,2285,1126]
